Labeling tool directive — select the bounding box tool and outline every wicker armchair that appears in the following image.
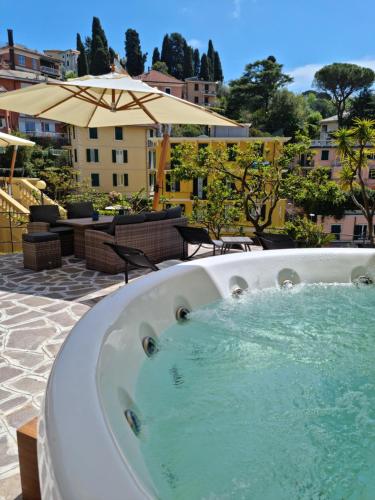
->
[85,217,187,274]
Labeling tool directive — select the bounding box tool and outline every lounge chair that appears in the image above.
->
[255,232,296,250]
[103,243,159,283]
[174,225,223,259]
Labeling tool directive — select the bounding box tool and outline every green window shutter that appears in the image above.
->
[115,127,123,140]
[123,150,128,163]
[112,150,116,163]
[94,149,99,162]
[112,173,117,186]
[124,174,128,186]
[86,149,90,162]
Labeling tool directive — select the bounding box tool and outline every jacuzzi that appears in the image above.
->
[38,248,375,499]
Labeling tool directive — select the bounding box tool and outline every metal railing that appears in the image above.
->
[0,211,28,253]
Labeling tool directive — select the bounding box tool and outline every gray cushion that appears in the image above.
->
[23,232,59,243]
[107,213,146,236]
[66,202,94,219]
[166,206,182,219]
[29,205,60,225]
[144,211,167,222]
[49,226,74,235]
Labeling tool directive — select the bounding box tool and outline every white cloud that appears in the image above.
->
[232,0,242,18]
[288,58,375,92]
[188,39,203,49]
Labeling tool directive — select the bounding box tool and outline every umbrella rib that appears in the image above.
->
[116,94,163,111]
[34,87,88,117]
[114,90,124,109]
[127,91,159,123]
[86,88,107,128]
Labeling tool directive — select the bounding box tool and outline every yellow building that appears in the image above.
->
[68,125,155,195]
[149,137,289,231]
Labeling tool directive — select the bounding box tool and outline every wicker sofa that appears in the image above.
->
[85,216,188,274]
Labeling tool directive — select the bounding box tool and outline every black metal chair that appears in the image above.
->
[174,225,223,259]
[255,232,296,250]
[103,242,159,283]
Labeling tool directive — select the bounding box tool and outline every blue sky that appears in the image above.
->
[2,0,375,91]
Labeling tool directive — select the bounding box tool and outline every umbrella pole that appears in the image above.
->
[8,145,18,195]
[152,132,170,210]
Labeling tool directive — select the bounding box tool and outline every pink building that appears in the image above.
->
[133,69,184,98]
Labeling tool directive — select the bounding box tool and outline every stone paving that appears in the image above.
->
[0,253,141,500]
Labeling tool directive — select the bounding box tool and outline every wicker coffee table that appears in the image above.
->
[220,236,253,254]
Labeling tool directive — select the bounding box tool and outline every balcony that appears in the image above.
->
[24,130,69,144]
[311,139,335,147]
[40,65,60,77]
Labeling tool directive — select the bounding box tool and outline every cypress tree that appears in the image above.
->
[168,33,185,79]
[207,39,215,80]
[213,51,224,81]
[109,47,116,65]
[90,17,110,74]
[199,53,210,81]
[84,36,92,66]
[183,42,194,79]
[152,47,160,66]
[125,28,147,76]
[76,33,88,76]
[161,34,171,72]
[193,49,200,76]
[90,36,109,75]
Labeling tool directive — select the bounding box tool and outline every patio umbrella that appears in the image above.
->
[0,131,35,187]
[0,72,239,207]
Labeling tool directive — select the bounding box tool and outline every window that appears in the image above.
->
[321,150,329,161]
[115,127,123,140]
[165,174,180,192]
[205,84,209,92]
[194,83,199,91]
[204,97,209,105]
[149,173,155,190]
[194,96,199,104]
[331,224,341,241]
[18,54,26,66]
[31,59,38,70]
[25,120,36,132]
[41,122,50,132]
[322,125,328,133]
[123,173,129,186]
[367,153,375,160]
[165,87,171,94]
[91,173,100,187]
[112,173,118,187]
[0,117,6,128]
[112,149,128,163]
[74,149,77,162]
[370,169,375,179]
[227,143,237,161]
[72,126,75,139]
[193,177,207,199]
[86,148,99,162]
[148,129,154,138]
[354,224,367,241]
[89,127,98,139]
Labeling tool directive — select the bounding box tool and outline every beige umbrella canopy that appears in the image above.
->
[0,132,35,187]
[0,72,239,207]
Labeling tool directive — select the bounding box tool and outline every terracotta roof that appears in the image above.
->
[134,69,184,85]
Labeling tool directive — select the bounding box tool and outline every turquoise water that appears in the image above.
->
[135,284,375,499]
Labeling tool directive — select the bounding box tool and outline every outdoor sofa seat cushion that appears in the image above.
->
[144,211,167,222]
[106,213,146,236]
[66,201,94,219]
[29,205,60,225]
[256,232,296,250]
[49,226,74,235]
[165,206,183,219]
[23,232,59,243]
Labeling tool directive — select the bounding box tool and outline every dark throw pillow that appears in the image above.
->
[106,213,146,236]
[144,211,167,222]
[29,205,60,225]
[165,206,183,219]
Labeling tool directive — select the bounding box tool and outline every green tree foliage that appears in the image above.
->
[314,63,375,127]
[167,33,185,79]
[109,47,116,64]
[76,33,88,76]
[84,36,92,66]
[284,217,335,247]
[193,49,200,76]
[348,89,375,123]
[152,61,169,74]
[226,56,293,120]
[303,91,336,118]
[207,39,215,80]
[336,118,375,245]
[89,17,110,74]
[183,41,194,79]
[199,53,210,81]
[152,47,160,65]
[265,90,307,137]
[213,51,224,81]
[171,140,308,233]
[160,34,171,69]
[125,28,147,76]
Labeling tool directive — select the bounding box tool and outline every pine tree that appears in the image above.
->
[199,53,210,81]
[193,49,200,76]
[76,33,88,76]
[152,47,160,66]
[125,29,147,76]
[213,51,224,81]
[90,36,109,75]
[161,34,171,72]
[183,42,193,79]
[89,17,110,74]
[207,39,215,80]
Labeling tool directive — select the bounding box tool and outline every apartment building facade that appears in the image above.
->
[133,69,185,98]
[44,49,80,76]
[68,125,154,195]
[184,77,218,107]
